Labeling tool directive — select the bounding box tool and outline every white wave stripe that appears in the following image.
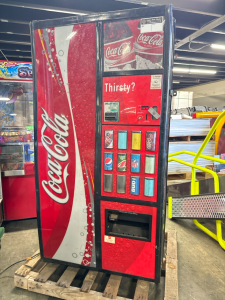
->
[53,25,88,263]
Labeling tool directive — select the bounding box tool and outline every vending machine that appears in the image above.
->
[31,5,174,283]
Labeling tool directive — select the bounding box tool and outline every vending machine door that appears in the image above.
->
[33,23,97,267]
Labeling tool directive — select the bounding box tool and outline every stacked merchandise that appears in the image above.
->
[171,91,193,110]
[170,119,211,137]
[168,141,215,173]
[169,118,214,173]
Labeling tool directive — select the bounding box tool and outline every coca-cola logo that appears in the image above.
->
[105,42,131,59]
[41,108,70,204]
[137,33,163,46]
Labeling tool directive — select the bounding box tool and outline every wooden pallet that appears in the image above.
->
[14,231,178,300]
[169,134,215,142]
[168,171,214,180]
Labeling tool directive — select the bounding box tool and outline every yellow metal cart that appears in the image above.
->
[168,111,225,250]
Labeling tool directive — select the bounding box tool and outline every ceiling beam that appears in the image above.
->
[0,39,30,45]
[174,55,225,65]
[0,33,30,42]
[175,14,225,49]
[176,24,225,36]
[0,0,92,15]
[175,45,225,56]
[0,50,32,57]
[0,6,71,24]
[0,22,30,35]
[116,0,225,16]
[0,43,31,52]
[174,61,225,70]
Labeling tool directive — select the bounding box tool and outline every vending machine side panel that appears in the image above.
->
[33,23,97,267]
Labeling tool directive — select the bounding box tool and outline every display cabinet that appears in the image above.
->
[0,78,36,220]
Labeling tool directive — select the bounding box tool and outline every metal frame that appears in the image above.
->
[168,111,225,250]
[31,4,174,283]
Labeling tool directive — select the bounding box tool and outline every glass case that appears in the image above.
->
[0,81,34,176]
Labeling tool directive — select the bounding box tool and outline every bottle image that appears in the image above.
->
[104,21,136,71]
[134,17,164,69]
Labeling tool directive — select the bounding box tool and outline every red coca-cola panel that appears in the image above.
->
[101,125,160,202]
[35,23,97,266]
[101,201,157,279]
[103,75,162,126]
[104,17,164,71]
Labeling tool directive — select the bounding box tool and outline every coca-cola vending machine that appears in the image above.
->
[31,5,174,283]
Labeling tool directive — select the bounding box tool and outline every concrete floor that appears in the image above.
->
[0,215,225,300]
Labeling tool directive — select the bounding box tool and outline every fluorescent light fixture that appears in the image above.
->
[10,113,17,116]
[0,97,10,101]
[211,44,225,50]
[190,69,217,74]
[173,81,180,84]
[7,32,13,34]
[173,67,217,74]
[173,68,189,73]
[66,31,76,40]
[0,19,8,22]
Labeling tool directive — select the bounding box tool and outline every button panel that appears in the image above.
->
[101,126,159,202]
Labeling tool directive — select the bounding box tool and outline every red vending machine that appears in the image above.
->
[31,5,174,283]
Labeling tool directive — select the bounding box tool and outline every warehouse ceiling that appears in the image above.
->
[0,0,225,90]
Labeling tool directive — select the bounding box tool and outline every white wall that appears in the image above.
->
[180,79,225,108]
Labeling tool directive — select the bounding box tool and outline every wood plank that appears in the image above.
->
[14,269,39,290]
[25,250,40,269]
[28,278,128,300]
[133,280,150,300]
[33,260,47,273]
[103,274,122,299]
[91,272,105,291]
[81,270,98,292]
[57,266,79,288]
[35,263,60,283]
[15,265,31,277]
[14,274,29,290]
[164,230,178,300]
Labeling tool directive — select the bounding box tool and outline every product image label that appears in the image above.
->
[130,176,140,195]
[105,130,114,148]
[144,178,154,197]
[131,154,141,173]
[132,131,142,150]
[118,131,127,149]
[117,153,127,172]
[145,155,155,174]
[146,131,156,151]
[104,153,113,171]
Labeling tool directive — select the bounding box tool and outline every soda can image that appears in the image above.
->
[146,131,156,151]
[144,178,154,197]
[131,154,141,173]
[117,153,127,172]
[145,155,155,174]
[118,131,127,149]
[104,174,113,192]
[131,131,142,150]
[105,130,114,148]
[104,153,113,171]
[130,176,140,195]
[117,175,126,193]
